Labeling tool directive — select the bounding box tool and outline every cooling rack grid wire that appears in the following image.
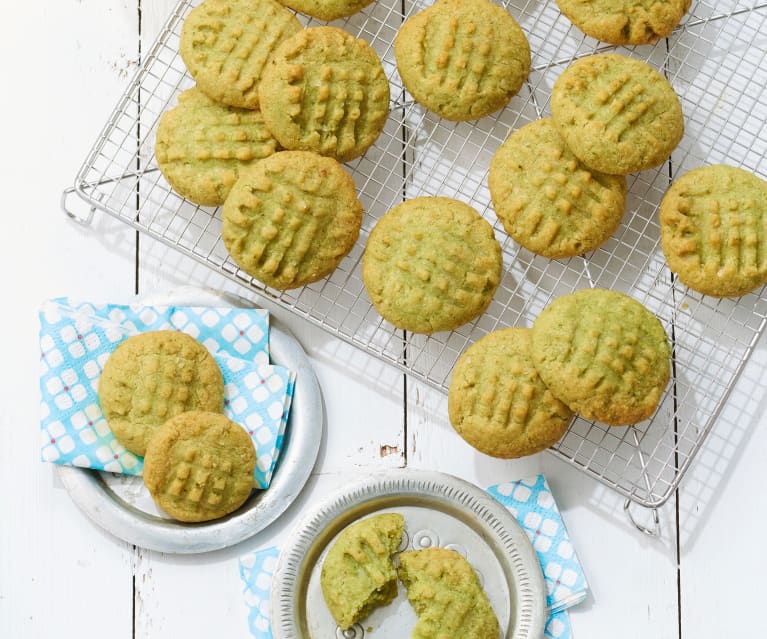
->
[66,0,767,509]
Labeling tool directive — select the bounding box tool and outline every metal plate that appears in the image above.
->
[56,288,323,553]
[271,469,546,639]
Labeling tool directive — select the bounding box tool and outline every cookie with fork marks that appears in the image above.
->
[449,328,574,458]
[394,0,531,121]
[98,330,224,457]
[398,547,501,639]
[258,26,390,162]
[155,87,279,207]
[143,411,256,522]
[660,164,767,297]
[320,513,405,630]
[550,54,684,175]
[222,150,364,290]
[556,0,692,46]
[531,288,671,425]
[180,0,301,109]
[362,196,502,334]
[489,117,627,258]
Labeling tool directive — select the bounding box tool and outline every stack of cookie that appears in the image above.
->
[99,330,256,522]
[155,0,393,290]
[489,52,685,260]
[448,288,672,458]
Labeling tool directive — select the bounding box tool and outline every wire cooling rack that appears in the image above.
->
[64,0,767,511]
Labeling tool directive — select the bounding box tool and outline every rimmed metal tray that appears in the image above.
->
[271,469,546,639]
[57,288,323,553]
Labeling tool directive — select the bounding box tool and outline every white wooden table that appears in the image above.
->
[2,2,767,638]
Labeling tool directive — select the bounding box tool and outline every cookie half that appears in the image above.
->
[531,289,670,425]
[143,411,256,522]
[489,118,627,258]
[556,0,691,45]
[395,0,530,121]
[258,26,390,162]
[550,54,684,175]
[320,513,405,630]
[660,164,767,297]
[222,150,364,289]
[155,87,279,207]
[98,331,224,456]
[180,0,301,109]
[362,197,502,334]
[398,548,500,639]
[448,328,573,458]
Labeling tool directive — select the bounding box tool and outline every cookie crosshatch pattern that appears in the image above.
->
[66,0,767,508]
[39,299,295,489]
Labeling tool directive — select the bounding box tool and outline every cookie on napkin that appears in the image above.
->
[143,410,256,522]
[98,330,225,457]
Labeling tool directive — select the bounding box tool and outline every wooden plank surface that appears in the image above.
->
[3,1,767,639]
[0,2,141,638]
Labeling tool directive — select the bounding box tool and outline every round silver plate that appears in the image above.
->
[271,469,547,639]
[56,288,323,554]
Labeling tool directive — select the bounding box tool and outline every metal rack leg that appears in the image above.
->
[623,499,661,537]
[61,187,96,226]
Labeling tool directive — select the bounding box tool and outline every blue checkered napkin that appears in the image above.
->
[238,474,585,639]
[486,475,588,614]
[38,298,295,489]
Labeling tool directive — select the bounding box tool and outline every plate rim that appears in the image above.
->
[270,468,547,639]
[56,288,324,554]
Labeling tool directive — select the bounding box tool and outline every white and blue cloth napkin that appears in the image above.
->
[38,297,295,489]
[239,474,587,638]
